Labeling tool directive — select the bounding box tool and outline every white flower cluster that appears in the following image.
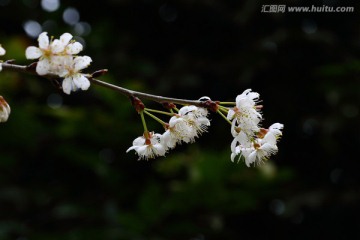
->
[25,32,92,94]
[0,44,5,72]
[228,89,283,166]
[0,96,10,122]
[127,105,210,160]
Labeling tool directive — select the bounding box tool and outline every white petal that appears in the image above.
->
[36,59,51,75]
[0,64,2,72]
[66,42,83,55]
[246,151,257,167]
[74,56,92,71]
[153,144,166,156]
[263,133,277,145]
[59,33,73,45]
[126,145,138,153]
[236,131,251,147]
[136,145,148,157]
[25,46,42,59]
[38,32,49,49]
[230,137,238,153]
[196,117,210,126]
[179,105,197,116]
[260,143,278,155]
[227,109,235,120]
[50,39,66,54]
[162,130,177,149]
[73,74,90,90]
[133,136,145,146]
[270,123,284,130]
[62,78,73,94]
[247,91,259,102]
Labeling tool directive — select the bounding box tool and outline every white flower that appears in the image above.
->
[59,56,92,94]
[230,121,283,166]
[227,89,262,135]
[163,114,196,148]
[257,123,284,146]
[268,123,284,138]
[246,142,278,167]
[231,139,278,167]
[179,106,210,136]
[162,105,210,149]
[25,32,83,76]
[126,132,166,160]
[0,44,5,72]
[25,32,54,75]
[0,96,10,122]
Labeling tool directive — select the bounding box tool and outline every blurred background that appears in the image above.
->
[0,0,359,239]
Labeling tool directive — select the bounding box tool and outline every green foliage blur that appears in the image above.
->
[0,0,359,239]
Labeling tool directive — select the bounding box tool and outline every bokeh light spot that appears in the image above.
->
[74,22,92,36]
[41,0,60,12]
[63,7,80,25]
[23,20,42,38]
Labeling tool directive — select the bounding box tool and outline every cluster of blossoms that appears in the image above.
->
[126,105,210,160]
[227,89,283,166]
[126,89,283,167]
[1,31,284,167]
[25,32,92,94]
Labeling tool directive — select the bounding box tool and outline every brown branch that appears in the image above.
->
[1,62,205,107]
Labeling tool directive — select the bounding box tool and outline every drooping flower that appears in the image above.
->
[231,121,283,167]
[163,114,196,149]
[231,138,278,167]
[162,105,210,149]
[227,89,262,136]
[179,105,210,137]
[0,96,10,122]
[126,132,166,160]
[58,56,92,94]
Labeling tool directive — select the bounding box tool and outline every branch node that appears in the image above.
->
[161,102,176,110]
[199,100,219,112]
[130,96,145,113]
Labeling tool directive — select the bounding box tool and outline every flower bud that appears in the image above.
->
[0,96,10,122]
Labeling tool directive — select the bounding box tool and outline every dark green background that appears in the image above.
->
[0,0,359,239]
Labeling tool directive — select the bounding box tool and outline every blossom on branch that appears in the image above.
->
[126,132,166,160]
[227,89,262,136]
[25,32,91,94]
[162,105,210,150]
[225,89,283,166]
[59,56,92,94]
